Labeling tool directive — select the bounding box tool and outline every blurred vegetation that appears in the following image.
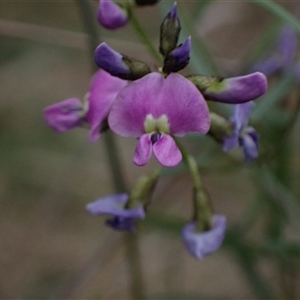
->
[1,1,300,299]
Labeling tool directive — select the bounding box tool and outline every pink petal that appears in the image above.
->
[109,73,165,137]
[109,72,210,137]
[153,134,182,167]
[133,134,153,166]
[43,98,83,133]
[86,70,127,142]
[158,73,210,135]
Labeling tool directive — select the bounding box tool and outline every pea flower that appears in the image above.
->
[108,72,210,167]
[187,72,268,104]
[44,70,127,142]
[223,102,259,161]
[86,193,145,232]
[251,24,297,75]
[97,0,128,30]
[182,215,227,260]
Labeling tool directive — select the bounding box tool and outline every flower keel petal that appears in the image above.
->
[133,134,153,166]
[153,134,182,167]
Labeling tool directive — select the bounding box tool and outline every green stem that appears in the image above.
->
[76,0,126,192]
[76,3,144,300]
[125,233,145,300]
[175,138,212,231]
[128,7,163,63]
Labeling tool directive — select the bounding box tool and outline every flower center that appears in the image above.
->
[150,133,161,144]
[143,114,170,134]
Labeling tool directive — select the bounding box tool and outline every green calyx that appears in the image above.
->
[126,167,161,208]
[209,113,233,143]
[186,75,226,93]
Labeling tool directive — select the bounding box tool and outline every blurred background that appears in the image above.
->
[1,0,300,299]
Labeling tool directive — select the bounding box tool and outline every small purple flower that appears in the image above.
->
[251,24,297,75]
[95,43,151,80]
[43,98,84,133]
[108,72,210,167]
[97,0,128,30]
[182,215,227,260]
[86,193,145,232]
[223,102,259,161]
[163,36,191,73]
[203,72,267,104]
[44,70,127,142]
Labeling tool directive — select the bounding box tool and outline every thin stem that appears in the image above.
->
[76,2,144,300]
[175,137,212,230]
[125,233,145,300]
[128,7,163,63]
[76,0,126,192]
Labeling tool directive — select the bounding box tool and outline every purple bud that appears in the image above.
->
[203,72,268,104]
[95,43,151,80]
[97,0,128,30]
[95,42,130,77]
[182,215,227,260]
[43,98,83,133]
[160,2,181,57]
[163,36,191,73]
[86,193,145,232]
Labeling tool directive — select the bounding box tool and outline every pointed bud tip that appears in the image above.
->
[169,2,177,18]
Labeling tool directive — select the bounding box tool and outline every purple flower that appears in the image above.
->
[108,72,210,167]
[95,43,151,80]
[86,193,145,231]
[163,36,191,73]
[223,102,259,161]
[43,98,84,133]
[202,72,268,104]
[182,215,226,260]
[97,0,128,30]
[44,70,127,142]
[251,24,297,75]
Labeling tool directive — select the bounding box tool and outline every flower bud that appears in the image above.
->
[187,72,268,104]
[160,2,181,57]
[97,0,128,30]
[94,42,151,80]
[208,112,233,143]
[135,0,160,6]
[182,215,227,260]
[86,193,145,232]
[128,167,160,207]
[163,36,191,73]
[43,98,84,133]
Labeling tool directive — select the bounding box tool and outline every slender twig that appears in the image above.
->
[76,0,126,192]
[76,2,146,300]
